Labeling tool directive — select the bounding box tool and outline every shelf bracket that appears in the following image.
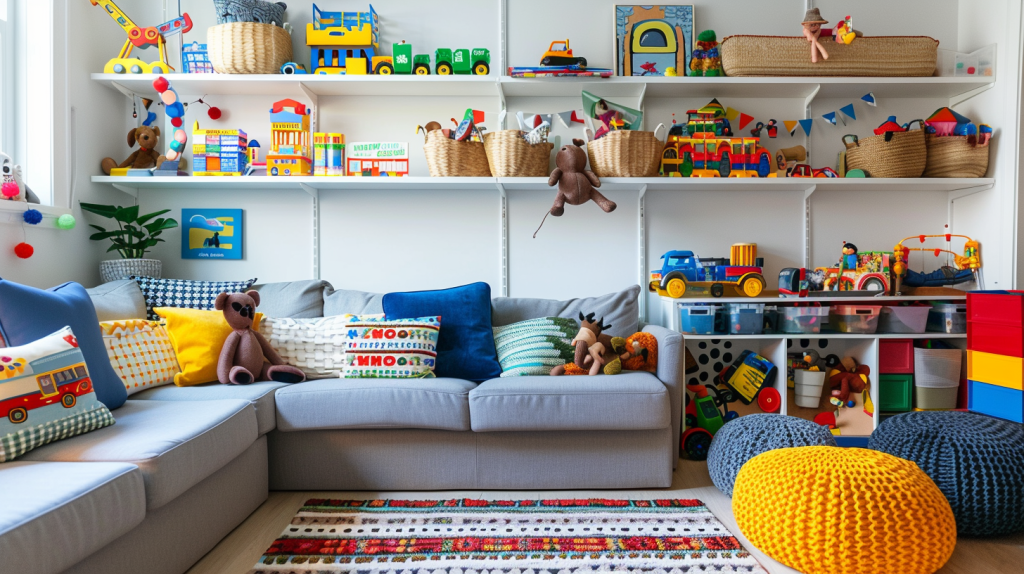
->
[803,184,817,268]
[496,181,509,297]
[111,184,139,199]
[947,182,994,232]
[950,82,994,107]
[298,182,319,199]
[638,183,648,322]
[109,81,136,99]
[299,82,319,134]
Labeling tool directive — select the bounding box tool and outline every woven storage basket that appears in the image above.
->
[721,35,938,77]
[923,134,990,178]
[483,131,554,177]
[99,259,162,283]
[586,127,664,178]
[423,130,492,177]
[843,120,927,178]
[208,23,292,74]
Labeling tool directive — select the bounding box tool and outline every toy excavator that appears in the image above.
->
[893,230,983,294]
[90,0,192,74]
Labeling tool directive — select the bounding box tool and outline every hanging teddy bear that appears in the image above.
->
[534,139,615,237]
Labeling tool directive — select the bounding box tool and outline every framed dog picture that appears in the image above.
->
[181,209,243,260]
[614,5,694,77]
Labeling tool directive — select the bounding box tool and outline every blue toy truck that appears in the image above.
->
[650,243,767,298]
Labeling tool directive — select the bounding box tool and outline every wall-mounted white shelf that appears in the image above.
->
[92,74,501,97]
[91,175,497,193]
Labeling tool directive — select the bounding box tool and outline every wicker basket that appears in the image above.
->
[843,120,927,178]
[422,130,492,177]
[208,23,292,74]
[721,35,938,77]
[99,259,162,283]
[923,134,990,178]
[586,127,664,178]
[482,131,554,177]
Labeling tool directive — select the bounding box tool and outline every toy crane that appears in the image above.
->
[89,0,192,74]
[892,228,983,294]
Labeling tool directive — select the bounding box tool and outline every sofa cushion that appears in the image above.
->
[275,378,475,431]
[491,285,642,338]
[324,285,383,316]
[21,399,257,510]
[156,307,263,387]
[130,381,287,436]
[101,319,180,396]
[86,280,147,321]
[0,461,145,574]
[469,372,670,432]
[253,280,329,318]
[132,276,257,321]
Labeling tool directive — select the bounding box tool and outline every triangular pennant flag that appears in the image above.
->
[861,92,877,106]
[738,113,754,131]
[556,109,586,128]
[784,120,799,136]
[839,103,857,123]
[822,111,837,125]
[798,118,814,136]
[725,107,740,121]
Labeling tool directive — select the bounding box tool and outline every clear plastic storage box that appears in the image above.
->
[878,306,930,334]
[779,306,829,334]
[679,305,718,335]
[927,303,967,333]
[830,305,882,334]
[725,303,765,335]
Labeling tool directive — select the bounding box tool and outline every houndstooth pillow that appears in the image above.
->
[132,276,257,320]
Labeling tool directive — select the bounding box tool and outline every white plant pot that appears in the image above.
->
[99,258,162,283]
[794,369,827,408]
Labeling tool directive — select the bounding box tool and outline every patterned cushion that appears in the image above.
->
[0,327,116,462]
[260,314,381,379]
[100,320,180,396]
[341,316,440,379]
[156,307,263,387]
[131,276,256,321]
[869,411,1024,537]
[707,414,837,496]
[492,317,577,377]
[733,446,957,574]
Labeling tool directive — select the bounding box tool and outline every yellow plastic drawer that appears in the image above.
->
[967,350,1024,390]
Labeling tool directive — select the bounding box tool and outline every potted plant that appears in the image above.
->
[81,203,178,283]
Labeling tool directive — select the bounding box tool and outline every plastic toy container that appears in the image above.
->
[829,305,882,334]
[968,379,1024,423]
[793,369,826,408]
[779,306,829,334]
[879,374,913,412]
[879,339,914,374]
[967,350,1024,390]
[877,306,929,334]
[915,385,959,410]
[927,303,967,333]
[725,303,765,335]
[968,321,1024,357]
[679,305,719,335]
[966,290,1024,326]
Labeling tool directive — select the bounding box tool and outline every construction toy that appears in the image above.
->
[267,99,312,176]
[313,133,345,176]
[192,122,249,176]
[541,39,587,67]
[89,0,192,74]
[661,99,774,177]
[306,4,391,75]
[893,229,983,293]
[650,243,767,298]
[346,142,409,177]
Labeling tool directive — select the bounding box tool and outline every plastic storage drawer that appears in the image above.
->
[879,374,913,412]
[877,306,929,333]
[927,303,967,333]
[968,379,1024,423]
[830,305,881,334]
[967,321,1023,357]
[679,305,718,335]
[966,350,1024,390]
[879,339,914,374]
[967,290,1024,326]
[724,303,764,335]
[778,306,828,334]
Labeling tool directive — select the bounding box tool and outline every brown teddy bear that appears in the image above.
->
[534,139,616,237]
[215,290,306,385]
[827,358,871,404]
[100,126,168,175]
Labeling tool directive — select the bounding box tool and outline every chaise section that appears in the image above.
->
[275,378,475,431]
[21,400,257,510]
[0,462,145,574]
[131,381,288,436]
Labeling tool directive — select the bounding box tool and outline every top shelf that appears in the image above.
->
[92,73,995,100]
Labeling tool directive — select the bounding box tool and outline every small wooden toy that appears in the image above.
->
[801,7,829,63]
[689,30,723,77]
[313,133,346,176]
[152,76,189,175]
[267,99,312,176]
[774,145,807,176]
[765,119,779,138]
[89,0,192,74]
[346,142,409,177]
[192,122,249,176]
[661,99,774,178]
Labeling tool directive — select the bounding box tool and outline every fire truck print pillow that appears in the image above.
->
[0,327,116,462]
[341,316,440,379]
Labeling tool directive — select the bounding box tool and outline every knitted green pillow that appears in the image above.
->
[492,317,578,377]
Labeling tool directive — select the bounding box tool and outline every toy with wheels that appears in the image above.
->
[89,0,192,74]
[682,384,727,461]
[650,243,766,299]
[280,62,308,75]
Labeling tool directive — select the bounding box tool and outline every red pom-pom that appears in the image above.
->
[207,106,222,120]
[14,242,33,259]
[152,77,169,92]
[171,117,183,128]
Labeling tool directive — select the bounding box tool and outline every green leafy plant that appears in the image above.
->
[80,203,178,259]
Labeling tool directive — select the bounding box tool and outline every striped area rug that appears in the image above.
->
[250,498,767,573]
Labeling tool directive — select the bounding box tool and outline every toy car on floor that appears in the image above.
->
[650,243,766,298]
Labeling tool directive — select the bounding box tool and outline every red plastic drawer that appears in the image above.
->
[879,339,914,374]
[967,291,1024,326]
[968,320,1024,357]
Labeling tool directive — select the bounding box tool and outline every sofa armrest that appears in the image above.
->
[643,324,683,468]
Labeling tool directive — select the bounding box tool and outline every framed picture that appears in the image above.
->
[614,5,694,77]
[181,209,243,260]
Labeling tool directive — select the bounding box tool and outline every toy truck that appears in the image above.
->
[650,243,767,298]
[661,99,774,178]
[392,41,431,75]
[540,39,587,67]
[435,48,490,75]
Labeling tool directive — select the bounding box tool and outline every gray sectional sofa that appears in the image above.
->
[0,280,682,574]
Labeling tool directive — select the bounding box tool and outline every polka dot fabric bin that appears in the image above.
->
[100,320,180,395]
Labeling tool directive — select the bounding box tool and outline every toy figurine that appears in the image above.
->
[534,139,612,237]
[688,30,722,77]
[801,8,829,63]
[765,119,779,138]
[750,121,765,137]
[833,15,858,44]
[841,242,859,270]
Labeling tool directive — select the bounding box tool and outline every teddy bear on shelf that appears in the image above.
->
[534,139,615,237]
[215,290,306,385]
[100,126,171,175]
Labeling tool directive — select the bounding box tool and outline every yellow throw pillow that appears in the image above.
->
[100,319,180,395]
[155,307,262,386]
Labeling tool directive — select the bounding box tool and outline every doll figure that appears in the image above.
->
[842,242,859,270]
[801,8,829,63]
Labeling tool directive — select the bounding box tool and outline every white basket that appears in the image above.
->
[793,370,827,408]
[914,348,962,388]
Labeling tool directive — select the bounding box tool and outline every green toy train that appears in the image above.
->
[385,41,490,75]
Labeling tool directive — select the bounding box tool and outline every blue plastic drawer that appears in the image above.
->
[968,380,1024,423]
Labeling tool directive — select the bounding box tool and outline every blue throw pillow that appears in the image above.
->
[0,280,127,409]
[383,282,501,382]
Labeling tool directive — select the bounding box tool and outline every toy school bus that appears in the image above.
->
[1,359,93,425]
[346,142,409,176]
[661,98,774,178]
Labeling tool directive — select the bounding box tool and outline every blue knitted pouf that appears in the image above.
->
[707,414,837,497]
[869,411,1024,537]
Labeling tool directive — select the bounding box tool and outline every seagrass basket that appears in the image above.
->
[923,134,990,178]
[483,131,554,177]
[208,23,292,74]
[586,128,664,178]
[843,120,927,178]
[721,35,938,77]
[423,130,492,177]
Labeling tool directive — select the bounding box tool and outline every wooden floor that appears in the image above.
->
[188,458,1024,574]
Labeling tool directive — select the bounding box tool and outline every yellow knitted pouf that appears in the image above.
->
[733,446,956,574]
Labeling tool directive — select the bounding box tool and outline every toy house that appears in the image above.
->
[307,3,392,75]
[191,122,248,176]
[346,142,409,176]
[266,99,312,176]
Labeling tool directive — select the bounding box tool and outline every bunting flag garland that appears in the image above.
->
[555,109,586,128]
[798,118,814,136]
[839,103,857,122]
[861,92,877,106]
[784,120,799,136]
[738,113,754,130]
[822,111,837,125]
[725,107,740,121]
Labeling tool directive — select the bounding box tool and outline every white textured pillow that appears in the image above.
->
[260,314,382,379]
